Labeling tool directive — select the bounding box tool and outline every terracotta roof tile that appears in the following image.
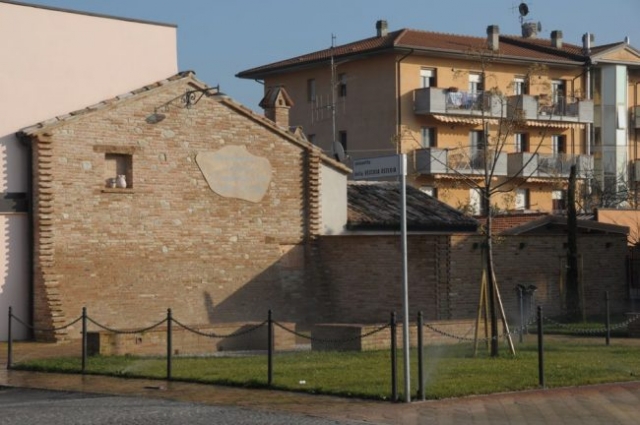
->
[347,181,478,232]
[238,28,588,79]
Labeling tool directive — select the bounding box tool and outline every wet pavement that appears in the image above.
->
[2,341,640,424]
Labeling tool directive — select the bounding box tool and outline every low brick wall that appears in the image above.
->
[87,322,296,356]
[311,319,486,351]
[626,313,640,337]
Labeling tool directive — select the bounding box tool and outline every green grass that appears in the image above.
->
[12,337,640,401]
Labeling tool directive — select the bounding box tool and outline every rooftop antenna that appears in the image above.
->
[518,2,529,24]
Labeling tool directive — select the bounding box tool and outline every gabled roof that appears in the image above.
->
[17,71,350,174]
[237,27,588,79]
[588,42,640,66]
[501,215,628,236]
[347,181,478,232]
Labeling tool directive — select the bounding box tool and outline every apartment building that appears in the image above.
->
[238,20,640,215]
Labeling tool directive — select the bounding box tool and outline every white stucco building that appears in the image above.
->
[0,0,178,339]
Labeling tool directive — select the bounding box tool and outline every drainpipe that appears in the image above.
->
[17,132,34,339]
[634,80,639,207]
[396,49,414,153]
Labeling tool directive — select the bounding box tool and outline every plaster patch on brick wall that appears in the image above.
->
[196,145,271,203]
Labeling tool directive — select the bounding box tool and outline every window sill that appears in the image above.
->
[101,188,136,194]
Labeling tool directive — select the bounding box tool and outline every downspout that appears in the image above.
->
[635,80,639,207]
[17,132,34,339]
[396,49,414,153]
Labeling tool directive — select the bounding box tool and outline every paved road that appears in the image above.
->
[0,387,363,425]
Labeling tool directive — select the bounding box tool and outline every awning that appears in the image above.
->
[432,114,499,126]
[524,120,585,129]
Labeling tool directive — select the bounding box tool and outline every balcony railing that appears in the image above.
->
[413,147,507,176]
[535,153,593,178]
[414,87,504,118]
[414,148,592,179]
[507,94,594,123]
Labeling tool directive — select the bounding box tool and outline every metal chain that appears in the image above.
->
[274,321,390,344]
[172,318,267,339]
[87,316,167,334]
[11,314,82,332]
[543,314,640,335]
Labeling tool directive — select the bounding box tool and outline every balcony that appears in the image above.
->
[414,87,504,118]
[536,153,593,178]
[507,94,594,123]
[413,147,507,176]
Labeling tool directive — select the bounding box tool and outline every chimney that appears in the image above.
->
[582,32,594,54]
[521,22,538,38]
[487,25,499,51]
[259,86,293,129]
[376,20,388,37]
[551,30,563,48]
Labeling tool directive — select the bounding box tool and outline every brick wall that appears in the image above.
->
[313,235,451,323]
[315,232,629,327]
[29,76,321,340]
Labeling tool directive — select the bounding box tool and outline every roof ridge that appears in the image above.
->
[19,71,198,134]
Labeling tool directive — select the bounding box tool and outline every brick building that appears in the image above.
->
[17,70,630,344]
[18,72,351,340]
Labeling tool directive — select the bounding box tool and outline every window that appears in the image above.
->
[515,188,530,210]
[552,135,566,154]
[420,68,436,88]
[421,127,436,148]
[513,77,528,95]
[552,190,566,212]
[338,73,347,97]
[339,131,347,153]
[470,130,486,151]
[420,186,437,198]
[307,134,316,144]
[550,79,567,114]
[105,153,132,189]
[469,130,486,168]
[469,188,483,215]
[514,133,529,152]
[551,80,566,103]
[307,78,316,102]
[469,73,483,94]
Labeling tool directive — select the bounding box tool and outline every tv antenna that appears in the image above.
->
[518,2,529,24]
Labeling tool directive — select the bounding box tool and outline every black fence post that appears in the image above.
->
[517,286,524,343]
[537,306,544,388]
[605,291,611,346]
[390,311,398,402]
[268,309,273,386]
[7,306,12,370]
[166,308,172,381]
[81,307,87,374]
[417,311,425,401]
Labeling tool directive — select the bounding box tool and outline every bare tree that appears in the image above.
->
[428,52,565,356]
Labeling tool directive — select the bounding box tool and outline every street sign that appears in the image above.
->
[352,153,412,402]
[352,155,404,180]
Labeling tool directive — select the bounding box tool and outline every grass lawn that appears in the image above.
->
[11,335,640,401]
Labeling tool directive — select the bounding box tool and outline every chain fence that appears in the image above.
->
[5,297,640,403]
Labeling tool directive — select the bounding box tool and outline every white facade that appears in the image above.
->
[320,164,348,235]
[0,1,178,339]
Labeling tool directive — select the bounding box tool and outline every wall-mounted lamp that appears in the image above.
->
[145,111,166,124]
[145,84,226,124]
[518,242,526,250]
[181,85,226,108]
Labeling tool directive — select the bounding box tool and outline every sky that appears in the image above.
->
[19,0,640,111]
